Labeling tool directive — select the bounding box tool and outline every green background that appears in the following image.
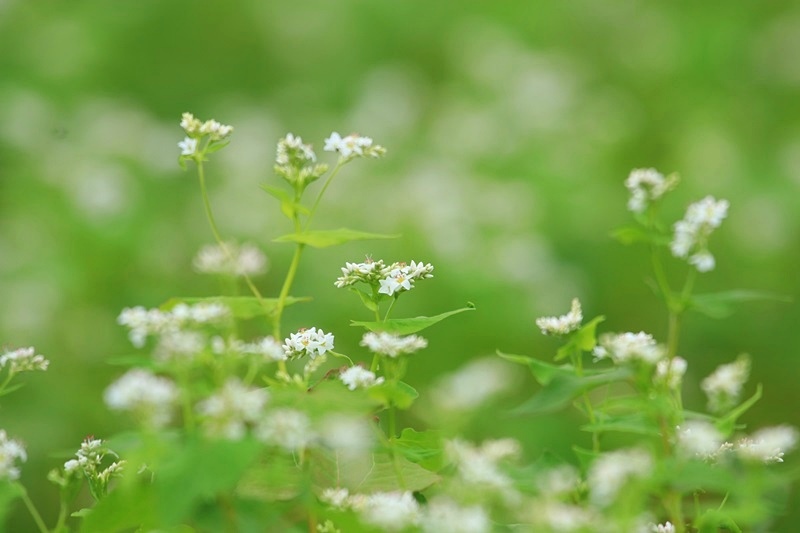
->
[1,0,798,529]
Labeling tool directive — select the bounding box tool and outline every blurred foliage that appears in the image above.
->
[1,0,799,529]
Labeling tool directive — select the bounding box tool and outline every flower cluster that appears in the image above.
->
[229,336,287,362]
[324,132,386,160]
[445,438,520,495]
[103,369,179,428]
[117,302,230,348]
[677,422,798,465]
[624,168,679,213]
[535,298,583,336]
[593,331,665,365]
[274,133,327,187]
[196,379,269,439]
[335,259,434,297]
[0,346,49,374]
[701,355,750,413]
[282,327,334,360]
[671,195,729,272]
[339,365,384,390]
[587,447,652,506]
[62,437,125,496]
[255,408,316,452]
[360,331,427,358]
[178,112,233,156]
[334,258,386,288]
[736,426,799,464]
[654,356,687,389]
[677,420,724,459]
[0,430,26,481]
[193,241,268,277]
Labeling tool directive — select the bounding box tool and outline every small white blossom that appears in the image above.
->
[0,346,49,373]
[625,168,678,213]
[180,112,202,134]
[593,331,664,365]
[334,258,385,288]
[360,331,427,358]
[339,366,384,390]
[324,132,386,159]
[154,330,206,362]
[282,327,334,360]
[193,242,268,277]
[421,497,490,533]
[432,358,515,412]
[104,369,179,428]
[588,448,652,506]
[117,303,230,348]
[701,355,750,413]
[536,465,580,496]
[276,133,316,165]
[178,137,197,156]
[180,113,233,141]
[196,379,269,440]
[531,501,597,532]
[0,430,26,481]
[320,487,351,509]
[256,408,316,452]
[654,357,687,389]
[63,437,125,492]
[358,491,420,531]
[652,522,676,533]
[536,298,583,336]
[234,336,287,362]
[671,196,729,272]
[446,439,518,493]
[319,414,374,455]
[677,420,724,459]
[736,425,799,464]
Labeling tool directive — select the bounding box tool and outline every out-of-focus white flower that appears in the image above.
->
[421,497,490,533]
[593,331,664,365]
[357,491,420,531]
[432,357,515,412]
[196,379,269,440]
[154,330,205,362]
[652,522,676,533]
[535,298,583,336]
[319,414,373,455]
[625,168,678,213]
[677,420,724,460]
[234,336,287,362]
[324,132,386,159]
[536,465,580,496]
[701,355,750,413]
[282,327,334,360]
[180,112,233,141]
[320,487,351,509]
[178,136,197,156]
[180,112,202,135]
[360,332,427,358]
[588,448,652,506]
[446,438,519,493]
[654,357,687,389]
[531,501,597,532]
[736,425,799,464]
[117,303,230,348]
[671,196,729,272]
[104,369,179,428]
[0,346,49,373]
[339,366,384,390]
[256,408,316,452]
[193,242,268,277]
[276,133,316,165]
[0,430,26,481]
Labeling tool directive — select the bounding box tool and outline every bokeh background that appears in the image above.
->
[2,0,799,529]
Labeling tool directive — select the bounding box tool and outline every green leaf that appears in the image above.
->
[688,290,791,319]
[368,381,419,409]
[580,413,660,436]
[611,225,653,245]
[236,452,304,502]
[161,296,311,320]
[261,185,308,220]
[392,429,445,471]
[351,303,476,335]
[554,315,605,361]
[716,383,763,436]
[311,450,439,494]
[0,482,23,527]
[348,287,379,312]
[273,228,400,248]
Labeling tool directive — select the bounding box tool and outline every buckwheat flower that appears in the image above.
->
[235,336,287,362]
[64,437,125,494]
[531,501,596,532]
[117,303,230,348]
[432,357,515,412]
[196,379,269,440]
[104,369,178,428]
[334,258,386,288]
[536,298,583,336]
[736,425,799,464]
[282,327,334,360]
[701,355,750,413]
[652,522,676,533]
[588,448,652,506]
[377,261,434,296]
[360,331,428,358]
[154,330,206,362]
[199,119,233,141]
[180,112,202,134]
[625,168,678,213]
[593,332,664,365]
[320,487,351,509]
[358,491,420,531]
[193,242,268,277]
[319,414,374,455]
[654,356,687,389]
[276,133,316,165]
[324,132,386,160]
[446,438,518,492]
[421,497,490,533]
[536,465,580,496]
[256,408,316,452]
[677,420,724,460]
[670,196,729,272]
[0,346,49,373]
[178,136,197,156]
[0,430,26,481]
[339,365,384,390]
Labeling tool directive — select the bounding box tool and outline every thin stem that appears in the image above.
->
[383,296,398,322]
[303,161,344,231]
[18,485,49,533]
[273,243,305,340]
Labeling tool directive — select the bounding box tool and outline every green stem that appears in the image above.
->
[303,161,344,231]
[383,296,398,322]
[273,243,305,340]
[18,485,49,533]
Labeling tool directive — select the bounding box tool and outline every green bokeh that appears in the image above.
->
[1,0,798,530]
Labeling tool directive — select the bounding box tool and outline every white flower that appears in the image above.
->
[256,408,316,452]
[196,379,269,440]
[531,501,597,532]
[324,132,386,159]
[154,330,206,362]
[339,366,384,390]
[199,119,234,140]
[536,298,583,336]
[320,487,350,509]
[654,357,687,389]
[180,112,201,134]
[334,258,385,288]
[193,242,268,277]
[282,327,334,360]
[117,303,230,348]
[593,331,664,365]
[701,355,750,413]
[319,414,374,455]
[536,465,580,496]
[421,497,490,533]
[445,438,518,492]
[178,137,197,156]
[360,332,427,358]
[736,425,799,464]
[670,196,729,272]
[588,448,652,506]
[0,346,49,373]
[103,369,179,428]
[235,336,287,362]
[677,420,724,459]
[276,133,316,165]
[378,267,412,296]
[358,491,421,531]
[688,250,715,272]
[63,437,124,489]
[625,168,678,213]
[0,430,26,481]
[432,358,514,412]
[652,522,676,533]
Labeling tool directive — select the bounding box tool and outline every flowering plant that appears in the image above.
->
[1,122,795,532]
